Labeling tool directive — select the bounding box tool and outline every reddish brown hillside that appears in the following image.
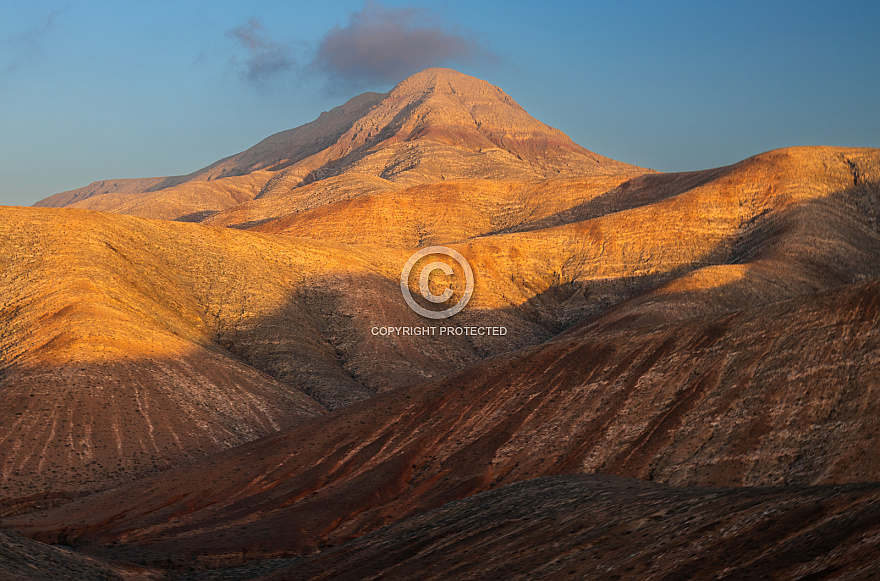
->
[10,274,880,564]
[263,475,880,581]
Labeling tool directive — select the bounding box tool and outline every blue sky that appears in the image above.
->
[1,0,878,206]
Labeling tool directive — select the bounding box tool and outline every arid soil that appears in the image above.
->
[2,68,879,579]
[8,273,880,569]
[253,475,880,581]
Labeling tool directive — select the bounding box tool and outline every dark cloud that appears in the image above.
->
[227,19,296,84]
[3,11,58,74]
[312,2,492,89]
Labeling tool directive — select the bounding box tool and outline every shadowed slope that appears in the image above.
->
[255,475,880,581]
[8,476,880,580]
[0,530,161,580]
[11,273,880,564]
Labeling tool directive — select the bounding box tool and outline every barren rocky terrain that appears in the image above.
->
[252,475,880,581]
[0,529,160,580]
[2,68,879,578]
[9,272,880,566]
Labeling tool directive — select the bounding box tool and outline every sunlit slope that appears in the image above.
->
[33,68,645,223]
[0,208,369,499]
[459,147,880,328]
[5,146,880,501]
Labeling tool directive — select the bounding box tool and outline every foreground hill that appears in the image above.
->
[0,529,160,580]
[10,265,880,565]
[257,475,880,581]
[5,475,880,580]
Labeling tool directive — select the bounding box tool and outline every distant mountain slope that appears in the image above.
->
[32,177,171,209]
[244,175,636,244]
[33,68,645,222]
[182,91,386,182]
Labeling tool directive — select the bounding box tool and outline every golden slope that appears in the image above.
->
[247,175,635,244]
[4,146,880,502]
[0,207,350,499]
[33,69,645,222]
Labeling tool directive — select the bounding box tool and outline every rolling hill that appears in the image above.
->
[2,68,879,579]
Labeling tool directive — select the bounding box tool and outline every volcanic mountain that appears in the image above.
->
[2,68,880,579]
[34,68,643,224]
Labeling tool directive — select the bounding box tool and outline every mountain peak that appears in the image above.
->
[383,68,523,121]
[391,67,507,97]
[34,69,644,214]
[172,67,640,188]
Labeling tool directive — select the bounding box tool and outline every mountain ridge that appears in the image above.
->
[32,68,645,222]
